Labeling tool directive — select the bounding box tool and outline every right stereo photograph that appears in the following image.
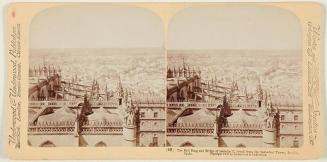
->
[166,5,303,148]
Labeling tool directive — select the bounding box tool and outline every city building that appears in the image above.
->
[28,64,165,147]
[166,64,303,148]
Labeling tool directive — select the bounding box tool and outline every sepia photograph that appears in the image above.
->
[27,5,166,147]
[3,2,325,160]
[166,5,303,148]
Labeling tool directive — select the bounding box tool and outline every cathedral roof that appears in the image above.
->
[226,109,259,125]
[28,109,38,123]
[177,108,215,124]
[166,109,177,124]
[38,106,77,122]
[87,107,122,123]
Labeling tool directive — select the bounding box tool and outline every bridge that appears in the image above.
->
[29,74,60,96]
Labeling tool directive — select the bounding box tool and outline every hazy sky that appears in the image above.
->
[168,5,301,50]
[30,5,164,49]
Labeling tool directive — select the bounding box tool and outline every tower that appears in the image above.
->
[262,99,279,148]
[116,75,124,105]
[216,93,232,146]
[121,91,137,146]
[256,82,264,108]
[167,68,173,78]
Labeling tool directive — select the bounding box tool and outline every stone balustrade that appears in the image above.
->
[29,100,119,108]
[167,122,214,136]
[166,122,264,137]
[223,123,264,129]
[168,122,215,128]
[28,122,75,135]
[82,121,123,127]
[167,127,215,136]
[80,127,123,135]
[28,121,124,135]
[29,100,166,108]
[167,102,302,110]
[220,129,263,137]
[167,102,220,109]
[29,121,76,126]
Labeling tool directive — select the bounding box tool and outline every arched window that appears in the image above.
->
[293,137,299,148]
[170,96,174,102]
[40,140,56,147]
[95,141,107,147]
[236,143,246,148]
[294,115,299,121]
[180,141,194,147]
[179,90,185,101]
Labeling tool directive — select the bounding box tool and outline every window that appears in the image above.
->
[294,115,298,121]
[119,98,122,105]
[40,141,56,147]
[281,115,285,121]
[154,112,158,118]
[95,141,107,147]
[140,112,145,118]
[152,137,158,146]
[293,137,299,148]
[295,125,298,130]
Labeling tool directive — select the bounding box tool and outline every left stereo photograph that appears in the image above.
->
[27,5,166,147]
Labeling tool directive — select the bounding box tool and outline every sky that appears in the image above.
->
[168,5,302,50]
[30,5,164,49]
[30,5,301,50]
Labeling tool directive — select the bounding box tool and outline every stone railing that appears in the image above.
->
[166,101,302,111]
[166,122,264,137]
[220,123,263,137]
[166,102,259,110]
[223,123,263,129]
[167,127,215,136]
[80,127,123,135]
[28,121,76,135]
[229,103,258,109]
[29,121,76,126]
[29,100,167,109]
[168,122,215,128]
[82,121,123,127]
[167,122,215,136]
[167,102,220,109]
[28,121,124,135]
[28,100,118,108]
[81,121,124,135]
[220,129,263,137]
